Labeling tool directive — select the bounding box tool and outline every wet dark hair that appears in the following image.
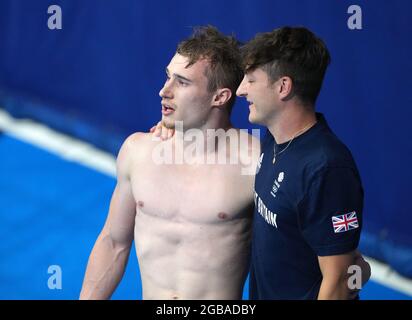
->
[177,25,243,114]
[241,26,331,106]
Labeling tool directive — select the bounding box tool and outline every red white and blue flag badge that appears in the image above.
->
[332,211,359,233]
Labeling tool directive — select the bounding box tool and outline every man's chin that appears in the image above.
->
[249,106,270,125]
[248,113,262,125]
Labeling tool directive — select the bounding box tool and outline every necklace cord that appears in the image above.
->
[273,121,317,164]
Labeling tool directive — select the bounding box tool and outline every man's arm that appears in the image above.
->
[317,251,356,300]
[80,135,138,299]
[317,249,371,300]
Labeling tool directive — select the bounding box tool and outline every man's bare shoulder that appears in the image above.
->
[116,132,158,175]
[122,131,161,152]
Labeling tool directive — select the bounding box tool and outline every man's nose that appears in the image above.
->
[236,77,247,97]
[159,81,173,98]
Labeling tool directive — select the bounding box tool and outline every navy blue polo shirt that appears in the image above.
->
[249,113,363,300]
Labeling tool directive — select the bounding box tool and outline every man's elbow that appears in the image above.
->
[100,231,132,256]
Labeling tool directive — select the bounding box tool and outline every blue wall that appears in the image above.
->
[1,0,411,277]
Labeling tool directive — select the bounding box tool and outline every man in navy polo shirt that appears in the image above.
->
[237,26,366,299]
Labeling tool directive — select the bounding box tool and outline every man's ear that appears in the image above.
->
[277,76,294,100]
[211,88,232,107]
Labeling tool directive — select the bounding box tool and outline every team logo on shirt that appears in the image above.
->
[271,172,285,198]
[254,191,278,228]
[256,153,264,174]
[278,172,284,182]
[332,211,359,233]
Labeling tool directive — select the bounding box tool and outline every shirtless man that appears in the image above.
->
[79,26,260,300]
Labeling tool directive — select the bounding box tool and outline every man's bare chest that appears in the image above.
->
[130,163,252,224]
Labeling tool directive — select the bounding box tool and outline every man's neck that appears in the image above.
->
[173,113,233,154]
[267,104,317,144]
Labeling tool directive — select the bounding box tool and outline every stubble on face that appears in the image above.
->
[161,56,214,131]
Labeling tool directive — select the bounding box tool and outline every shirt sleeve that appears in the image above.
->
[298,166,364,256]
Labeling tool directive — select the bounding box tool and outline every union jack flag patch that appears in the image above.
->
[332,211,359,233]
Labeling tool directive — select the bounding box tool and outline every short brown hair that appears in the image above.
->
[177,25,243,114]
[241,26,331,106]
